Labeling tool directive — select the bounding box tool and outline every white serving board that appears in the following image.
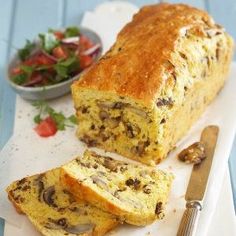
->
[0,63,236,235]
[4,169,236,236]
[0,1,236,235]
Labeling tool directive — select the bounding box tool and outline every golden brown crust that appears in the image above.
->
[60,151,174,226]
[7,191,24,214]
[73,3,217,104]
[6,169,119,236]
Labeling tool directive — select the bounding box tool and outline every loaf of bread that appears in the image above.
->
[6,168,118,236]
[71,3,234,165]
[60,150,173,226]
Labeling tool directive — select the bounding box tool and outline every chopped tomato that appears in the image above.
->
[23,57,37,66]
[79,55,93,69]
[35,53,55,66]
[23,53,55,66]
[34,116,57,137]
[11,67,22,75]
[52,46,68,59]
[53,31,65,40]
[79,35,94,51]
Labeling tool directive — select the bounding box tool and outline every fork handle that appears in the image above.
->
[177,201,202,236]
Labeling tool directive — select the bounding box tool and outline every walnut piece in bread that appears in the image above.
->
[6,168,118,236]
[60,150,174,226]
[72,3,234,165]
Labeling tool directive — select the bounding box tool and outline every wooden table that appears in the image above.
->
[0,0,235,235]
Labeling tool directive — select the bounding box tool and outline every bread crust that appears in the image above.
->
[6,169,119,236]
[73,3,219,105]
[7,190,24,214]
[60,170,126,217]
[60,151,174,226]
[71,3,234,166]
[61,170,166,225]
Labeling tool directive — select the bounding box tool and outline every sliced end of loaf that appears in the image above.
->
[60,150,174,226]
[6,168,118,236]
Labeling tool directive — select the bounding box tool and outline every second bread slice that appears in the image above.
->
[60,150,173,226]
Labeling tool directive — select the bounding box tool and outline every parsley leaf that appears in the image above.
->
[65,27,80,38]
[35,65,51,71]
[11,65,35,85]
[18,40,35,61]
[54,63,68,78]
[48,111,66,130]
[20,65,34,75]
[54,56,79,79]
[68,115,77,124]
[32,100,77,132]
[12,73,28,85]
[34,114,42,124]
[39,32,59,52]
[32,100,47,110]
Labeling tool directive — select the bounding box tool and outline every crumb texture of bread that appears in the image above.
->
[6,168,118,236]
[71,3,234,165]
[60,150,174,226]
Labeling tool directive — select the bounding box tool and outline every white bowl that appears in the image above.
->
[6,27,102,100]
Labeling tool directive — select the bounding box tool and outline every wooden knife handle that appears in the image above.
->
[177,201,202,236]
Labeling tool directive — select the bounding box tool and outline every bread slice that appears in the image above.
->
[6,168,118,236]
[60,150,174,226]
[71,3,234,166]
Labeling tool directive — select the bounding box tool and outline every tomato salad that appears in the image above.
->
[10,27,101,87]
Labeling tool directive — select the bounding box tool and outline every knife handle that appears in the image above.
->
[177,201,202,236]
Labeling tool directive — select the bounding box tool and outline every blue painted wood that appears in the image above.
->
[0,0,15,234]
[10,0,65,52]
[0,0,68,234]
[207,0,236,209]
[229,138,236,211]
[168,0,205,9]
[0,0,16,150]
[207,0,236,40]
[65,0,106,25]
[64,0,160,27]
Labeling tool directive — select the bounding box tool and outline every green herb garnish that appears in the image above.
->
[65,26,80,38]
[20,65,34,75]
[11,73,28,85]
[32,100,77,130]
[68,114,78,124]
[11,65,35,85]
[54,56,80,79]
[39,32,59,52]
[18,40,35,61]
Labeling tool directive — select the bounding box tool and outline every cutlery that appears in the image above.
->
[177,125,219,236]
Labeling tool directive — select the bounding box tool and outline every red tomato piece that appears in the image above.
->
[23,53,55,67]
[53,31,64,40]
[35,53,55,66]
[79,55,93,69]
[79,35,94,51]
[11,67,22,75]
[52,46,68,59]
[24,57,37,66]
[34,116,57,137]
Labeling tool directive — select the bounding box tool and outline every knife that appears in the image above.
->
[177,125,219,236]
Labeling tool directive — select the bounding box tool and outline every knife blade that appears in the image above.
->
[177,125,219,236]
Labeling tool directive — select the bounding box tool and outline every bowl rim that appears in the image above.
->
[6,26,102,92]
[6,73,80,92]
